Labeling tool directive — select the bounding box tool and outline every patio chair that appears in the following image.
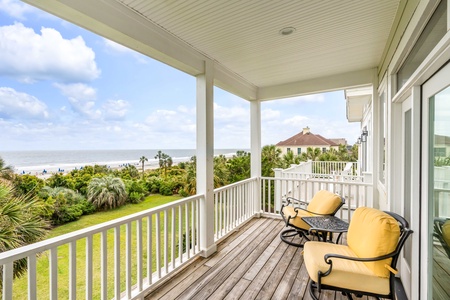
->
[434,217,450,259]
[279,190,344,247]
[304,207,413,300]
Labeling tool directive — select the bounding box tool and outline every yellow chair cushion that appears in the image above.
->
[304,241,390,295]
[347,207,400,278]
[282,205,312,230]
[442,220,450,247]
[307,190,342,215]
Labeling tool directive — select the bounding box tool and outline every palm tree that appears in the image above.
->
[154,151,173,176]
[139,156,148,176]
[0,156,14,181]
[0,181,48,282]
[261,145,282,177]
[87,176,127,210]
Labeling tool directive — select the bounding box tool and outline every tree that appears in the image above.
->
[227,151,250,183]
[155,151,173,176]
[87,176,127,210]
[0,156,14,181]
[261,145,282,177]
[302,147,322,161]
[139,156,148,175]
[281,151,301,168]
[0,181,48,282]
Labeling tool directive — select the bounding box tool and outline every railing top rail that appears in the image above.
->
[213,177,257,193]
[0,194,204,263]
[260,176,372,186]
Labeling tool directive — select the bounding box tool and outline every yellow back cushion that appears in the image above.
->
[307,190,342,215]
[347,207,400,278]
[442,220,450,247]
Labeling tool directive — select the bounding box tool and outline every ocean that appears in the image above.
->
[0,149,246,174]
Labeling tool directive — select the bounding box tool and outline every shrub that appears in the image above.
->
[39,187,93,225]
[87,176,127,210]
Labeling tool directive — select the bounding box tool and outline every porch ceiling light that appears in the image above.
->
[279,27,296,36]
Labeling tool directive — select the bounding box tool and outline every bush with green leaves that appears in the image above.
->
[124,179,146,203]
[12,174,44,197]
[39,186,94,225]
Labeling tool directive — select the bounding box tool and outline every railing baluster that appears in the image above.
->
[126,223,132,298]
[147,215,152,285]
[69,241,77,300]
[86,235,93,300]
[28,255,37,300]
[196,199,200,252]
[2,262,13,300]
[178,205,183,264]
[137,219,143,292]
[171,207,176,269]
[101,231,107,300]
[114,226,120,300]
[50,247,58,300]
[164,211,169,274]
[156,213,161,278]
[185,203,190,259]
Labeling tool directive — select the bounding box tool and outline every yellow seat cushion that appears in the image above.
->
[347,207,400,278]
[304,241,390,295]
[307,190,343,215]
[282,205,312,230]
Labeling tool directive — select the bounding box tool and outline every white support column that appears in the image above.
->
[371,70,380,209]
[197,59,217,258]
[250,100,262,215]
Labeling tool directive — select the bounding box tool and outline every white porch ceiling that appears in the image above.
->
[23,0,403,101]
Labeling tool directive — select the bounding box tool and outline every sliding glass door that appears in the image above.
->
[422,63,450,299]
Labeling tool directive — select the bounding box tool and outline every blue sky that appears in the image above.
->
[0,0,360,151]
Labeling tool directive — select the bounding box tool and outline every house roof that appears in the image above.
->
[24,0,406,101]
[276,131,339,147]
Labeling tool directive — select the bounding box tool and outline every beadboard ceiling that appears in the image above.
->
[24,0,403,100]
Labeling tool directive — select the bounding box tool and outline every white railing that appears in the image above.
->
[281,161,359,176]
[261,177,373,223]
[0,195,203,300]
[214,178,257,241]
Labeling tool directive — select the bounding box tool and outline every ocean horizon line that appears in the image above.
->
[0,148,249,175]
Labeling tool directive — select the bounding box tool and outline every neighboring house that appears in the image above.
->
[276,127,341,155]
[435,134,450,157]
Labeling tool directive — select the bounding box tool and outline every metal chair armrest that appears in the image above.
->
[286,196,308,207]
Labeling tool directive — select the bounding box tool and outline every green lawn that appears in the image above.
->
[12,194,184,300]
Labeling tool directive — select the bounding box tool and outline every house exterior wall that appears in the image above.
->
[368,1,450,299]
[277,145,338,155]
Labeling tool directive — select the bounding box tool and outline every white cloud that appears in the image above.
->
[214,102,248,122]
[103,99,129,120]
[0,23,100,83]
[0,87,49,119]
[261,108,280,121]
[0,0,34,20]
[54,83,101,119]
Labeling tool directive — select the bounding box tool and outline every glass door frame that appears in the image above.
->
[421,62,450,299]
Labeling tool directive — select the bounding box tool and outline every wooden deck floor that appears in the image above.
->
[145,217,380,300]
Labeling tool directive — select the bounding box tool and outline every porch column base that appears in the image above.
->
[201,243,217,258]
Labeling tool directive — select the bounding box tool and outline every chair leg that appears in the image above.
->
[308,281,320,300]
[280,228,310,247]
[341,291,354,300]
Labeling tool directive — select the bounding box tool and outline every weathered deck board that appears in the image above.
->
[145,217,383,300]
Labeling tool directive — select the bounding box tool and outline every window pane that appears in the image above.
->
[430,86,450,300]
[397,0,447,91]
